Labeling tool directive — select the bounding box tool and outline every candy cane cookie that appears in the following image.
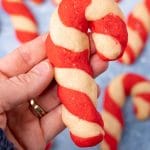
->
[101,73,150,150]
[2,0,38,43]
[46,0,127,147]
[119,0,150,64]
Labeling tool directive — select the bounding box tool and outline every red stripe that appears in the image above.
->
[58,86,104,126]
[128,14,148,43]
[118,45,135,64]
[118,57,124,64]
[58,0,127,61]
[133,104,138,114]
[58,0,91,32]
[32,0,44,3]
[46,35,93,76]
[135,93,150,103]
[104,132,118,150]
[58,0,127,53]
[2,0,36,23]
[104,87,124,126]
[45,142,51,150]
[103,74,149,150]
[16,30,38,43]
[134,94,150,117]
[145,0,150,13]
[70,132,103,147]
[123,73,147,95]
[90,14,128,51]
[125,45,136,64]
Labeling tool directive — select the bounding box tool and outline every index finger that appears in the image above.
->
[0,33,48,77]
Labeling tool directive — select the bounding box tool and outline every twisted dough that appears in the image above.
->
[46,0,127,147]
[101,73,150,150]
[2,0,38,43]
[119,0,150,64]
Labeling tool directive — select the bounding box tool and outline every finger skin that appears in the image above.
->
[7,104,46,150]
[41,105,65,142]
[90,54,109,77]
[36,84,60,112]
[0,31,108,149]
[0,60,53,113]
[0,32,107,78]
[0,34,48,77]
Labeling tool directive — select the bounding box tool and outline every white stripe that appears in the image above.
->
[55,68,97,106]
[62,106,104,138]
[101,140,110,150]
[131,82,150,95]
[128,27,143,57]
[102,111,122,141]
[92,33,122,59]
[132,3,150,32]
[108,75,125,107]
[50,9,89,52]
[133,96,150,120]
[11,16,37,32]
[85,0,124,21]
[120,51,131,64]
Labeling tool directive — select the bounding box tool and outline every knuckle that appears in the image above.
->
[9,75,29,86]
[17,46,32,68]
[9,75,30,100]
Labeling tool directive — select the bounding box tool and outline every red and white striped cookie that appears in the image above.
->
[119,0,150,64]
[2,0,38,43]
[46,0,127,147]
[101,73,150,150]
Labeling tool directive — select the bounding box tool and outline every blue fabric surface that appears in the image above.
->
[0,128,14,150]
[0,0,150,150]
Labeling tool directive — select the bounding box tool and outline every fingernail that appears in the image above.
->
[33,61,51,75]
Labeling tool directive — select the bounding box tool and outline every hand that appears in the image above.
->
[0,34,108,150]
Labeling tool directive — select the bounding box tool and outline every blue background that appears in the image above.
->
[0,0,150,150]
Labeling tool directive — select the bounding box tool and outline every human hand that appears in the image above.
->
[0,34,108,150]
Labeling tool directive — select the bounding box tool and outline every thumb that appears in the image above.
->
[0,60,53,113]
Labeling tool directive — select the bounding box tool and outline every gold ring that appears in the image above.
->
[29,99,46,118]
